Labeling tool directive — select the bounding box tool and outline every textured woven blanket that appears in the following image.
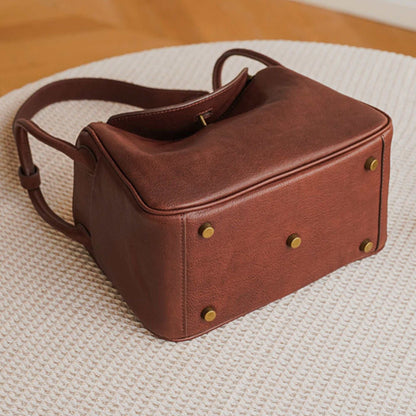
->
[1,40,415,416]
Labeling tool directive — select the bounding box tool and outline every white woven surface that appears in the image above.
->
[1,40,415,416]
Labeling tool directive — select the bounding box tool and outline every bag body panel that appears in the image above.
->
[73,119,391,341]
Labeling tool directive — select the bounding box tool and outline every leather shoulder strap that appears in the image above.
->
[13,77,207,250]
[13,48,280,249]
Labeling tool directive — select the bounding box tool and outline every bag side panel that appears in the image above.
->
[183,128,391,339]
[73,130,186,340]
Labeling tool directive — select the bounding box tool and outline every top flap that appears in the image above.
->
[107,69,249,140]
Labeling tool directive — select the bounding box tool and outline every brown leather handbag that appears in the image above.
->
[13,48,393,341]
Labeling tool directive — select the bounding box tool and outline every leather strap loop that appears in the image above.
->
[212,48,280,90]
[18,165,40,190]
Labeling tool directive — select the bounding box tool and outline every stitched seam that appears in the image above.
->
[181,214,187,337]
[110,71,247,122]
[84,128,100,247]
[376,133,386,249]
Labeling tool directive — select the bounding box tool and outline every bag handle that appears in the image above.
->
[212,48,280,90]
[13,78,207,249]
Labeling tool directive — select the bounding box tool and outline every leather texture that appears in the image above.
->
[13,48,393,341]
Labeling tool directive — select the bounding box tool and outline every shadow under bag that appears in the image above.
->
[13,49,393,341]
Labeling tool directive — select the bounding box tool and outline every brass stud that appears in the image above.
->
[201,307,216,322]
[287,233,302,249]
[360,239,374,253]
[199,222,214,239]
[199,114,208,127]
[365,156,379,171]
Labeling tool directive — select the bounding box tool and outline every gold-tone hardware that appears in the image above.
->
[199,222,214,239]
[287,233,302,249]
[360,239,374,253]
[201,307,217,322]
[365,156,379,171]
[199,114,207,127]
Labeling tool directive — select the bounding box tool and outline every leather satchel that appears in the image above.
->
[13,49,393,341]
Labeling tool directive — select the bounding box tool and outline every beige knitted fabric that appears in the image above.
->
[0,41,415,416]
